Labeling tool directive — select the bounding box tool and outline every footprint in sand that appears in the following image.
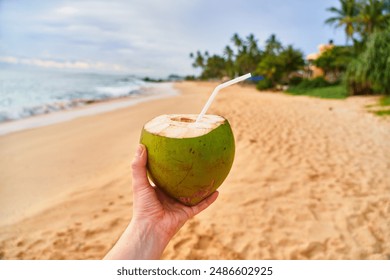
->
[194,235,213,250]
[109,218,121,227]
[27,239,44,249]
[173,237,192,250]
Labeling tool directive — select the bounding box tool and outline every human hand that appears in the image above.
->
[131,144,219,238]
[104,144,218,260]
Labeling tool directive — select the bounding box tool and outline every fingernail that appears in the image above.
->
[136,145,144,157]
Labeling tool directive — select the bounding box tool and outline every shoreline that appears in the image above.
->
[0,81,207,227]
[0,82,178,136]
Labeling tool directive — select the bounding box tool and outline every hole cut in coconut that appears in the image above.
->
[171,117,195,123]
[144,114,225,138]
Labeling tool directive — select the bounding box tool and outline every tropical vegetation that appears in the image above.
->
[189,0,390,97]
[324,0,390,95]
[190,33,304,88]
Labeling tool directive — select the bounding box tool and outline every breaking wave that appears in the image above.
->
[0,69,155,122]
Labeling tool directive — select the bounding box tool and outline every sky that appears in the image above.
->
[0,0,346,77]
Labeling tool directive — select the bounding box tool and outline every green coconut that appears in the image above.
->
[140,114,235,206]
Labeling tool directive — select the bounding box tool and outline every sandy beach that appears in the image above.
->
[0,81,389,260]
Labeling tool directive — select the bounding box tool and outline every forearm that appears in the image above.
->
[104,220,170,260]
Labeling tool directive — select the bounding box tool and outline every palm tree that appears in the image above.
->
[201,54,227,79]
[264,34,282,55]
[190,51,206,69]
[223,45,234,61]
[231,33,244,54]
[279,45,305,79]
[325,0,360,44]
[346,25,390,95]
[223,45,235,78]
[357,0,390,36]
[246,34,259,56]
[385,0,390,13]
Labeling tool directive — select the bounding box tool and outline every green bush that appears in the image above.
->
[312,46,354,80]
[287,85,348,99]
[380,96,390,106]
[184,75,196,81]
[256,78,273,90]
[290,77,332,91]
[306,77,331,88]
[288,76,303,86]
[346,27,390,95]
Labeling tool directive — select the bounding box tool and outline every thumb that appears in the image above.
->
[190,191,219,217]
[131,144,151,192]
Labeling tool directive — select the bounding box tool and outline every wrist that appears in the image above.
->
[125,219,170,259]
[104,218,170,260]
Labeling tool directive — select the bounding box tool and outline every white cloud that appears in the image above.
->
[0,56,127,72]
[55,6,80,17]
[0,56,19,64]
[16,0,201,75]
[1,0,345,77]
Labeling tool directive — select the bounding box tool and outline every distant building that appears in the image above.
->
[306,41,334,78]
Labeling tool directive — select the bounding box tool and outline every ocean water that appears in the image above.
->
[0,68,157,122]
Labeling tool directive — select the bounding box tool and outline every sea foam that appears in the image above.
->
[0,68,154,122]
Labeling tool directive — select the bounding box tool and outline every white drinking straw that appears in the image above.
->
[195,73,252,123]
